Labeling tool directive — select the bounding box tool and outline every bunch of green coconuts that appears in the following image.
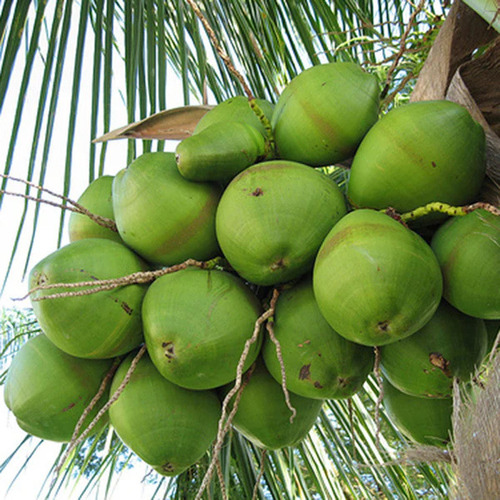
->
[4,62,500,476]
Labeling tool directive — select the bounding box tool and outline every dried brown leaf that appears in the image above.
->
[93,105,214,142]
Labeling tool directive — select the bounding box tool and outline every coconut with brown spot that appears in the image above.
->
[380,300,487,398]
[215,160,347,286]
[262,277,373,399]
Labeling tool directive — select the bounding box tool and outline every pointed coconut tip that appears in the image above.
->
[92,105,214,143]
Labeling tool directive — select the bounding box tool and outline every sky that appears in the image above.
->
[0,2,189,496]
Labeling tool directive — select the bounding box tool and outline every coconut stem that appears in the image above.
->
[215,456,228,500]
[0,173,117,232]
[183,0,275,153]
[68,357,121,445]
[266,316,297,423]
[19,257,224,301]
[399,201,500,222]
[248,98,276,156]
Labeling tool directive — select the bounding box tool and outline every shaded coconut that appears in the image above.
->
[29,238,147,359]
[431,209,500,319]
[4,334,112,442]
[176,121,268,184]
[112,152,221,266]
[194,95,274,137]
[215,160,347,285]
[313,209,443,346]
[224,360,324,450]
[348,100,486,216]
[262,277,373,399]
[143,268,262,390]
[381,300,487,398]
[485,320,500,354]
[383,378,453,447]
[109,351,221,476]
[271,62,379,166]
[68,175,122,244]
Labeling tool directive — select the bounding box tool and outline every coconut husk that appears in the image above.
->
[448,353,500,499]
[410,0,500,205]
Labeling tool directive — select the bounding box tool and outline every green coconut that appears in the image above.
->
[143,268,263,390]
[224,360,324,450]
[215,160,347,285]
[262,277,373,399]
[194,96,274,137]
[380,300,487,399]
[4,334,112,442]
[29,238,147,359]
[348,100,486,215]
[68,175,122,244]
[431,210,500,319]
[112,152,221,266]
[271,62,379,166]
[109,352,221,476]
[313,209,443,346]
[176,121,268,184]
[383,378,453,447]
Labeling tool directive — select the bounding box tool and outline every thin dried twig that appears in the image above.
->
[265,318,297,423]
[380,0,427,99]
[19,258,221,301]
[52,345,147,485]
[184,0,254,100]
[0,173,117,231]
[251,449,267,500]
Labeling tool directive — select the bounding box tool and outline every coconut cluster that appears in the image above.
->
[4,62,500,475]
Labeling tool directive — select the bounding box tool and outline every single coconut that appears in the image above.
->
[112,152,221,266]
[29,238,147,359]
[381,300,487,398]
[431,209,500,319]
[4,334,112,442]
[216,160,347,285]
[271,62,380,166]
[143,268,263,390]
[313,209,443,346]
[348,100,486,216]
[109,351,221,476]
